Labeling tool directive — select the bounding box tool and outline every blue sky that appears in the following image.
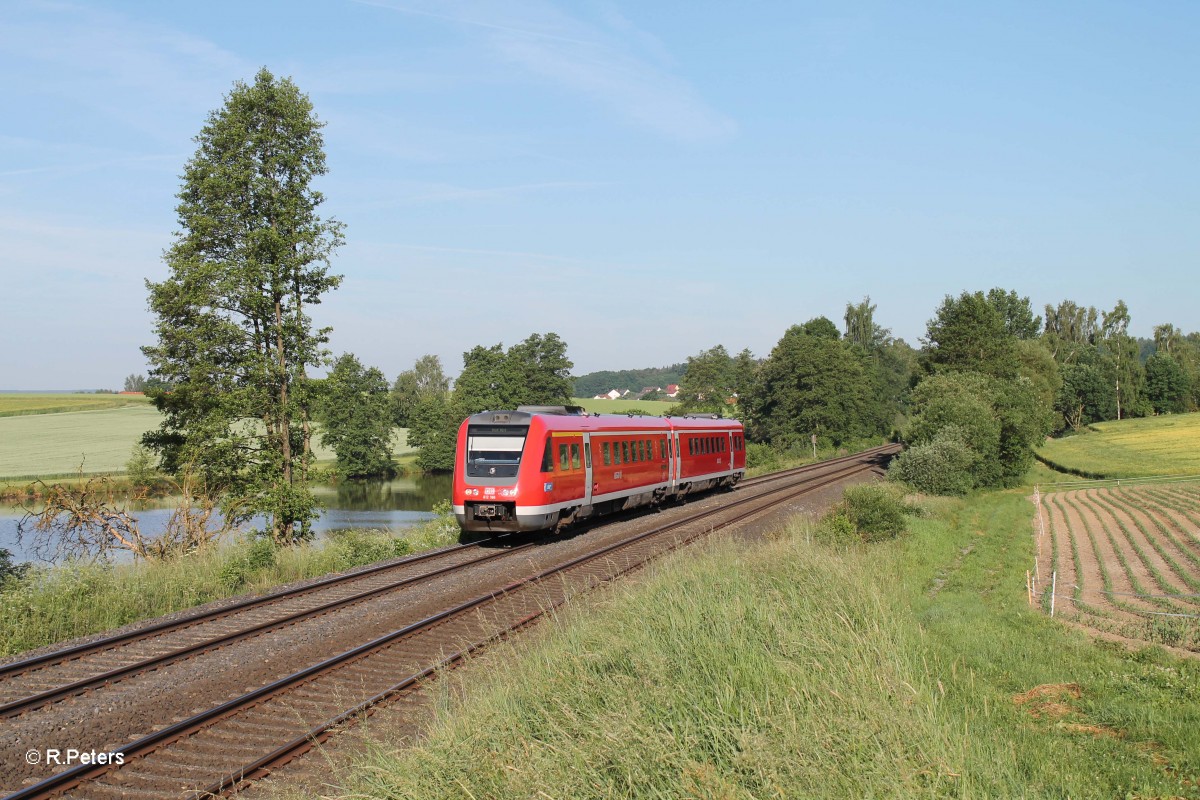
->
[1,0,1197,389]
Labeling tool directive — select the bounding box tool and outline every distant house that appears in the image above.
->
[665,384,680,398]
[637,386,661,396]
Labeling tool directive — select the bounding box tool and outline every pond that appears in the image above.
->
[0,473,453,564]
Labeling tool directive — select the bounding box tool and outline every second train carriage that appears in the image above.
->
[452,405,746,533]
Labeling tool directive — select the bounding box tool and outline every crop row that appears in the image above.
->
[1040,482,1200,651]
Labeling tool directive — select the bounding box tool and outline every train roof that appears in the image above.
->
[462,408,742,432]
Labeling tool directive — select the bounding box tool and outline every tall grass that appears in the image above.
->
[341,492,1200,799]
[0,512,460,658]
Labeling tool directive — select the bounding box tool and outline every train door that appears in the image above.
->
[671,432,681,484]
[583,432,594,508]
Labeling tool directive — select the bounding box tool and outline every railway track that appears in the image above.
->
[1,446,895,800]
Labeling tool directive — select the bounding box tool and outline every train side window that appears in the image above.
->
[541,439,554,472]
[602,442,611,466]
[585,445,591,468]
[622,441,630,463]
[571,443,581,469]
[559,443,569,471]
[638,440,645,461]
[631,441,639,463]
[660,439,667,459]
[646,439,653,460]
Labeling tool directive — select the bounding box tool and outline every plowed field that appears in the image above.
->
[1034,482,1200,653]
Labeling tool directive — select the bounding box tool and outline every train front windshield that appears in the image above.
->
[465,425,528,478]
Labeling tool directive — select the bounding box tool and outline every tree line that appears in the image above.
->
[123,68,1198,553]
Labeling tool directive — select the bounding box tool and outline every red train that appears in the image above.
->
[452,405,746,533]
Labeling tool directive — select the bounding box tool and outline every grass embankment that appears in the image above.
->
[0,404,414,482]
[0,515,458,658]
[342,494,1198,799]
[0,393,152,417]
[1038,412,1200,479]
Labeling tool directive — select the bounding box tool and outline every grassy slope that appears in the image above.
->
[0,406,414,480]
[343,493,1199,799]
[1037,412,1200,478]
[0,519,460,657]
[0,393,151,416]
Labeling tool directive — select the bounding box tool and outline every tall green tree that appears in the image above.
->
[677,345,735,413]
[986,288,1041,339]
[1144,352,1191,414]
[1099,300,1144,419]
[744,322,876,448]
[318,354,397,479]
[844,296,891,351]
[408,333,575,471]
[142,68,344,542]
[391,355,450,428]
[921,291,1018,379]
[1042,300,1099,364]
[506,332,574,405]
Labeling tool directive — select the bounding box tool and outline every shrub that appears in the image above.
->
[327,529,413,570]
[745,442,781,471]
[818,483,908,544]
[888,430,977,496]
[218,535,279,590]
[125,444,159,490]
[0,547,27,586]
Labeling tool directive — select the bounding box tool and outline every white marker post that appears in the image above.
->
[1050,571,1057,617]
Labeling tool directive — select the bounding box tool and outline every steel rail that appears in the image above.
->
[0,540,537,718]
[3,454,885,800]
[0,538,501,680]
[0,446,894,722]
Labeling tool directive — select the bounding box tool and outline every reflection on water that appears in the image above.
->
[0,474,453,565]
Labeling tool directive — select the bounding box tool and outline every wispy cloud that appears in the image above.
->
[358,0,736,143]
[0,1,249,144]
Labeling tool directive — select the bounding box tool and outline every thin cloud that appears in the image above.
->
[362,0,736,143]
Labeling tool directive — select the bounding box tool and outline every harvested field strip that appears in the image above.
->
[1066,493,1165,613]
[1141,488,1200,549]
[1075,492,1187,611]
[1110,489,1200,574]
[1087,492,1200,610]
[1090,492,1200,600]
[1046,493,1108,618]
[1042,484,1200,653]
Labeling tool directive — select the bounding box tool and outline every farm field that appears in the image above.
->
[1037,413,1200,478]
[570,396,677,415]
[0,406,413,480]
[1038,482,1200,653]
[0,393,151,417]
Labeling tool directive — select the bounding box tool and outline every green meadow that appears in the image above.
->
[570,396,680,415]
[0,403,413,480]
[1037,412,1200,479]
[0,393,151,417]
[340,492,1199,800]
